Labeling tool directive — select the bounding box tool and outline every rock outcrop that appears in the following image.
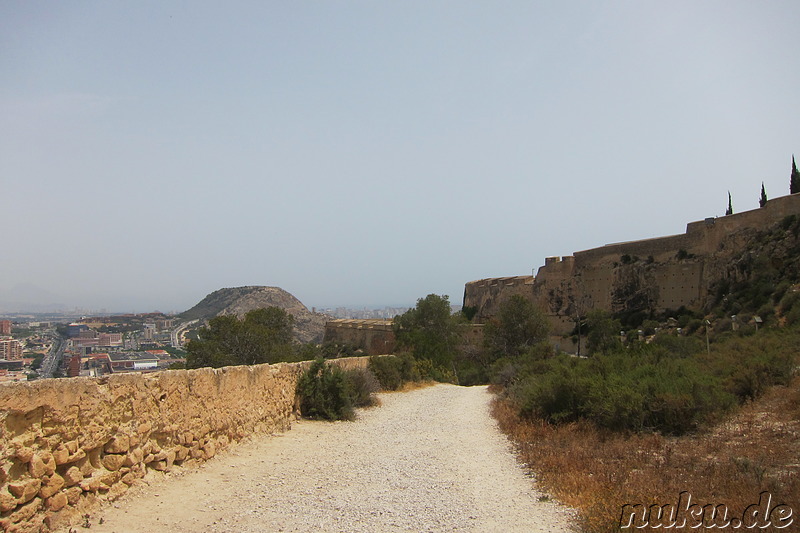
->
[180,286,328,343]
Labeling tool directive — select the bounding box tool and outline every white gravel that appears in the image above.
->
[79,384,576,533]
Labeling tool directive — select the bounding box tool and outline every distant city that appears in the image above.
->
[314,306,412,319]
[0,305,418,385]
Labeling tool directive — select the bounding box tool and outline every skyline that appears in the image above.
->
[3,2,800,312]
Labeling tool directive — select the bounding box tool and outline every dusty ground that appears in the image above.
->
[66,384,575,533]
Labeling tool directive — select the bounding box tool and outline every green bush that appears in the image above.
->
[296,358,355,420]
[368,354,419,390]
[510,344,738,435]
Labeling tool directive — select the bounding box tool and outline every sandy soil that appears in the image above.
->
[65,384,575,532]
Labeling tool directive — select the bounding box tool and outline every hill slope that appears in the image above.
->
[180,286,328,343]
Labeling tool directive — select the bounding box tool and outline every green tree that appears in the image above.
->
[792,155,800,195]
[483,295,550,359]
[186,307,295,368]
[393,294,458,369]
[725,191,733,216]
[759,182,768,208]
[586,310,623,354]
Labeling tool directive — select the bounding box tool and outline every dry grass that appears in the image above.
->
[492,376,800,532]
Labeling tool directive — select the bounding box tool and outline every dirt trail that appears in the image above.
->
[70,384,575,532]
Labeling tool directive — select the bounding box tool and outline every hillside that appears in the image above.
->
[180,286,328,343]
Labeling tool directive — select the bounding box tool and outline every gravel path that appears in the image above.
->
[78,384,575,532]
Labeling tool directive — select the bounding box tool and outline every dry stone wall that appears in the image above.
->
[0,357,369,532]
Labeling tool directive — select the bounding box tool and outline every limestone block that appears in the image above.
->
[104,435,130,454]
[62,467,83,487]
[8,496,41,524]
[102,454,126,472]
[40,452,55,476]
[65,440,79,454]
[173,445,189,462]
[65,486,82,505]
[202,440,216,460]
[67,448,86,464]
[149,460,168,471]
[165,449,176,469]
[76,455,93,476]
[79,477,106,493]
[45,491,67,511]
[121,472,138,485]
[28,455,47,478]
[8,479,41,504]
[0,487,18,512]
[137,422,152,435]
[129,433,140,447]
[143,453,155,464]
[38,473,64,499]
[52,445,70,466]
[98,470,122,487]
[15,447,34,464]
[123,447,144,467]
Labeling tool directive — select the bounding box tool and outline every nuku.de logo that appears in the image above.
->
[619,491,793,529]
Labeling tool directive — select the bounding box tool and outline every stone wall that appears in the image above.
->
[463,193,800,339]
[323,320,396,355]
[0,357,369,532]
[462,276,535,322]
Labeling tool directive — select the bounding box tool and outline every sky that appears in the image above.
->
[2,1,800,313]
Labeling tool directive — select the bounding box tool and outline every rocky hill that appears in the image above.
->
[180,286,329,343]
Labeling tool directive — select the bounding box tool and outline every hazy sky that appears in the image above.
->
[2,1,799,313]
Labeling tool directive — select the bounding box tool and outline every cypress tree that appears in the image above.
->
[792,155,800,194]
[725,191,733,216]
[759,182,768,207]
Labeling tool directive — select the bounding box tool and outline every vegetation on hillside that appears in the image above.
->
[186,307,297,368]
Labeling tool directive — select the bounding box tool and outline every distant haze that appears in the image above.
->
[2,2,799,313]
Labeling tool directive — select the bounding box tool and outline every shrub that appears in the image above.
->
[368,353,419,390]
[296,358,355,420]
[509,343,738,435]
[344,368,381,407]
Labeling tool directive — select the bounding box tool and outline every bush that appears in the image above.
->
[510,344,737,435]
[296,358,355,420]
[344,368,381,407]
[368,353,419,390]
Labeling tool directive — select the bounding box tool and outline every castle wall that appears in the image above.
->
[463,193,800,340]
[462,276,534,321]
[323,320,396,355]
[0,357,369,532]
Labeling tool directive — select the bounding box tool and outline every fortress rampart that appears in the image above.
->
[464,193,800,336]
[323,319,396,355]
[0,357,369,532]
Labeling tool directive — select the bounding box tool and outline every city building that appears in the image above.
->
[66,324,89,337]
[108,352,160,373]
[0,321,11,335]
[0,338,23,360]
